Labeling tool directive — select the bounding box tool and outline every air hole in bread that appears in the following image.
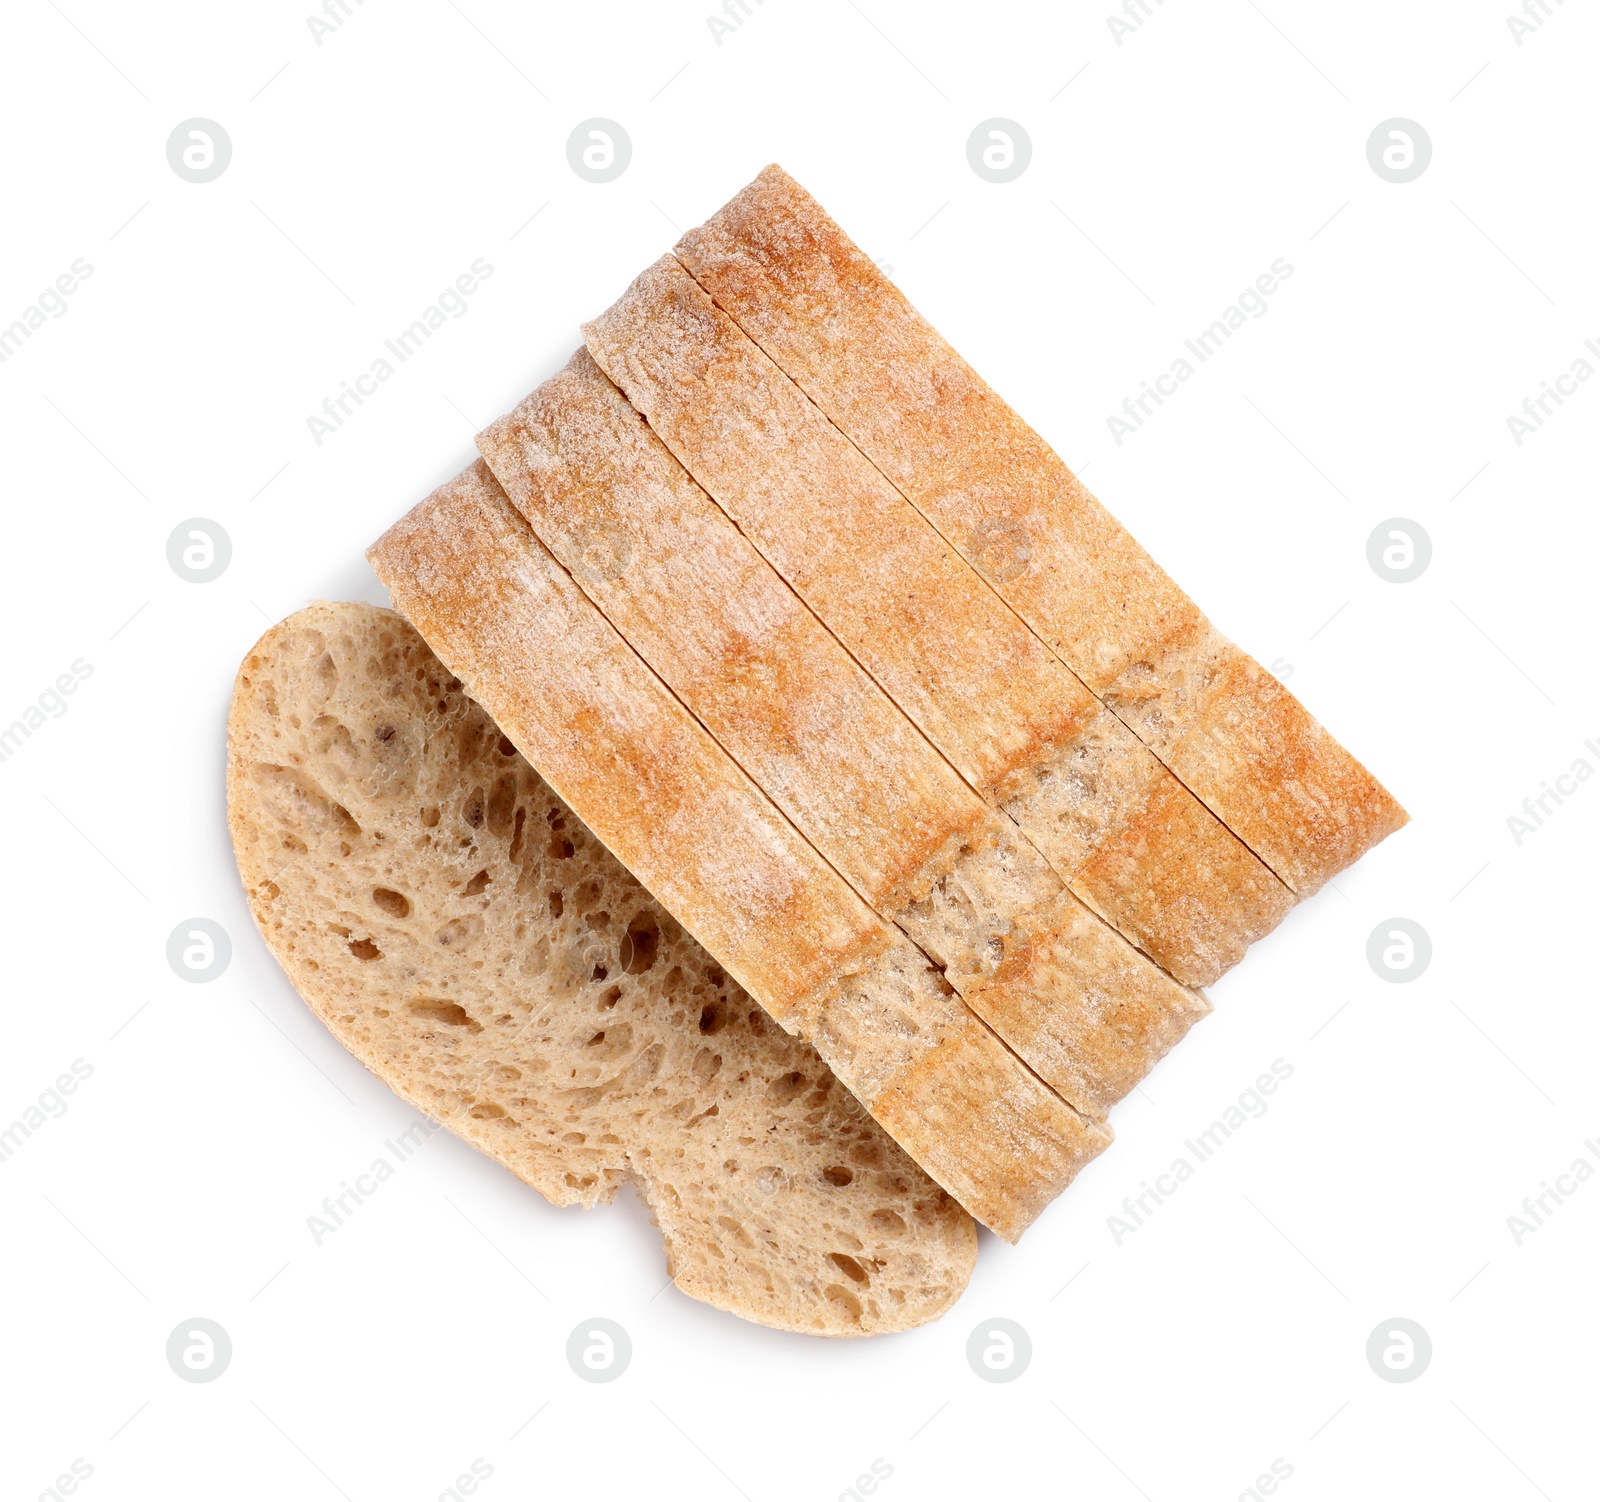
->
[488,774,516,836]
[822,1166,854,1187]
[620,917,659,974]
[591,964,608,982]
[550,835,575,859]
[768,1071,806,1104]
[824,1285,863,1320]
[497,735,517,756]
[436,916,481,948]
[372,888,410,918]
[469,1101,508,1120]
[547,890,564,917]
[586,1031,606,1047]
[375,724,396,742]
[698,1001,726,1035]
[421,806,441,828]
[349,938,381,961]
[462,868,491,897]
[463,787,486,829]
[407,999,483,1032]
[509,808,526,862]
[692,1048,722,1084]
[829,1253,868,1283]
[869,1209,906,1238]
[599,985,622,1010]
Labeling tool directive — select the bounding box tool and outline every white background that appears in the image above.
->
[2,1,1596,1498]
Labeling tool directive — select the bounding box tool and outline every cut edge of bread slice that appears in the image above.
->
[227,599,978,1336]
[364,462,1112,1240]
[475,347,1211,1120]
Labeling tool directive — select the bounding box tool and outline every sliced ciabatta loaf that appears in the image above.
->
[368,463,1110,1240]
[674,165,1407,895]
[477,347,1208,1120]
[582,256,1295,985]
[227,601,977,1335]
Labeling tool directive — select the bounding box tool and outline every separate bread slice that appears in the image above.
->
[477,348,1207,1119]
[227,602,977,1335]
[583,257,1295,988]
[674,165,1408,895]
[366,461,1111,1240]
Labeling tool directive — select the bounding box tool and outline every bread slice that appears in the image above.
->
[227,602,978,1334]
[674,165,1408,895]
[582,257,1295,988]
[477,347,1207,1119]
[366,461,1111,1240]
